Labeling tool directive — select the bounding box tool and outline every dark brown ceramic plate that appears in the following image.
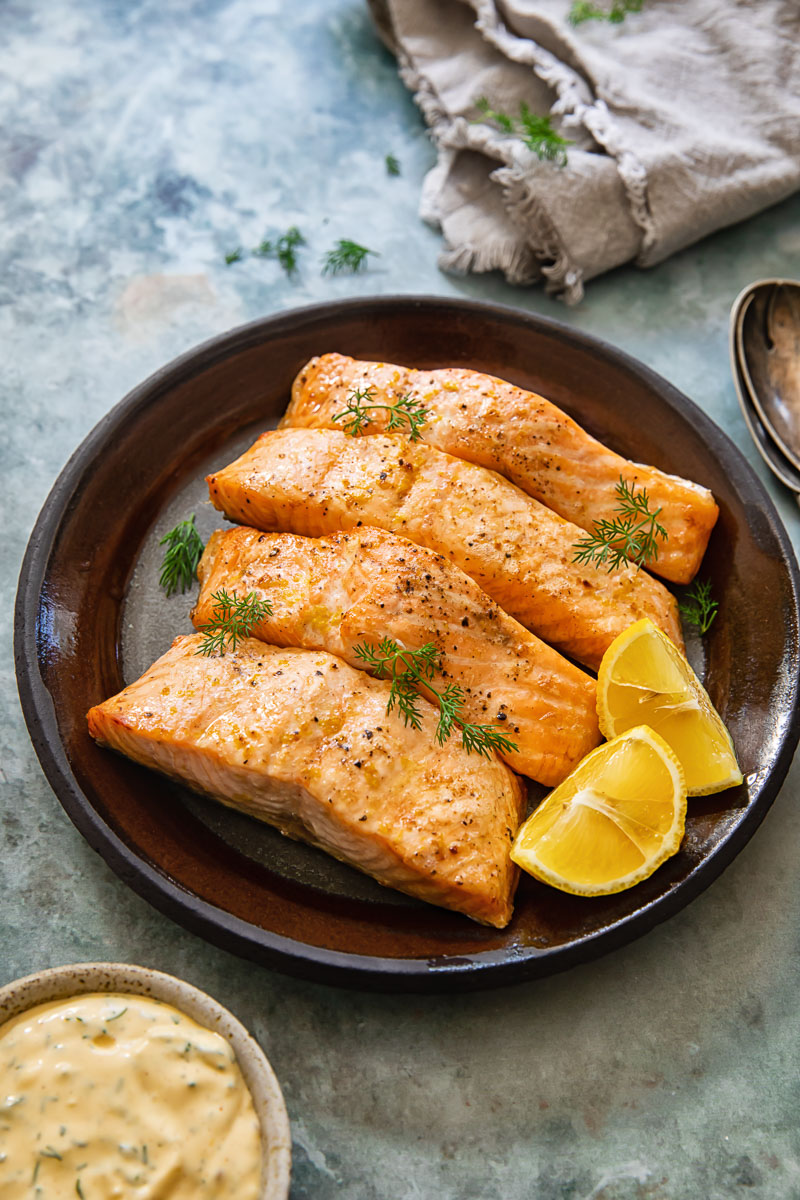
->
[15,296,800,992]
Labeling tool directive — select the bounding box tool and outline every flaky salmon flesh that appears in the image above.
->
[87,636,525,927]
[194,526,601,785]
[282,353,719,585]
[206,429,684,671]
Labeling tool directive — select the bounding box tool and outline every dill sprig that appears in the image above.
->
[224,248,243,265]
[159,515,205,597]
[474,97,571,166]
[385,153,401,177]
[195,588,273,657]
[354,637,518,759]
[572,476,668,572]
[331,384,428,443]
[678,579,718,634]
[569,0,643,24]
[252,225,306,276]
[322,239,378,276]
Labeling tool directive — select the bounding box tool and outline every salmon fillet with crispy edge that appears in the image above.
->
[87,636,524,928]
[194,526,601,785]
[282,352,719,585]
[206,429,684,671]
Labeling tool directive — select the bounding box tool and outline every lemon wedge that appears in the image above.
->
[511,725,686,896]
[597,618,742,796]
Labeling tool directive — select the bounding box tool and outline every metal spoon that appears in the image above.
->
[730,279,800,499]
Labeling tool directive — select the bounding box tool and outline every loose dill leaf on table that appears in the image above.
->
[252,226,306,275]
[159,514,205,597]
[321,239,378,276]
[474,96,571,166]
[678,579,718,634]
[385,153,401,176]
[331,385,428,442]
[195,589,273,657]
[353,637,518,758]
[276,226,305,274]
[572,476,667,572]
[224,248,243,265]
[569,0,643,25]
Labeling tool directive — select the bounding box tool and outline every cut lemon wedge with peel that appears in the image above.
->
[511,726,686,896]
[597,618,742,796]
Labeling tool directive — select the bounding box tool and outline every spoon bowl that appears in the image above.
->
[731,279,800,484]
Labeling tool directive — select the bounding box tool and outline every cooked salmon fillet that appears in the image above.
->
[282,353,719,585]
[206,429,684,671]
[194,526,600,785]
[87,636,524,927]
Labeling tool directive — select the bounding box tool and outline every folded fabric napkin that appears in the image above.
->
[369,0,800,302]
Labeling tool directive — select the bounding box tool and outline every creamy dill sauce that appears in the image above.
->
[0,993,262,1198]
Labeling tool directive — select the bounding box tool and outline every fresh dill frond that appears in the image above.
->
[353,637,518,757]
[195,588,273,657]
[460,721,518,759]
[251,226,306,275]
[321,239,378,276]
[385,153,401,176]
[517,101,571,165]
[572,476,668,572]
[159,514,205,597]
[569,0,643,25]
[331,385,428,442]
[474,96,572,166]
[276,226,305,275]
[475,96,515,133]
[678,579,718,634]
[224,248,243,265]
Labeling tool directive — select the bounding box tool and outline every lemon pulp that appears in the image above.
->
[597,618,742,796]
[511,725,686,896]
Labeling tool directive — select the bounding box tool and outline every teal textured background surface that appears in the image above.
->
[3,2,800,1196]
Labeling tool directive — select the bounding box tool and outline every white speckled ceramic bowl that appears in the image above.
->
[0,963,292,1199]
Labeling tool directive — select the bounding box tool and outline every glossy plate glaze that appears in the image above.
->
[15,296,800,992]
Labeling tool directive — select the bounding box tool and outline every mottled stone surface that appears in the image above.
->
[2,2,800,1197]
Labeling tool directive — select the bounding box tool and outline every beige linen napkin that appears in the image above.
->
[370,0,800,302]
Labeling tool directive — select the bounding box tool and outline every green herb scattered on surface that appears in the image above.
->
[252,226,306,276]
[354,637,518,758]
[569,0,643,24]
[224,248,243,265]
[572,476,668,572]
[196,589,273,657]
[678,579,718,634]
[322,239,378,276]
[159,515,205,597]
[76,1181,86,1199]
[474,97,571,166]
[332,385,428,442]
[385,153,401,176]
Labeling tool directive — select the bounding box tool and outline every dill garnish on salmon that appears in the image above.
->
[194,526,601,784]
[87,636,525,928]
[206,428,684,671]
[282,352,719,585]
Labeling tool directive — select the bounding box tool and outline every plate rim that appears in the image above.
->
[14,293,800,992]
